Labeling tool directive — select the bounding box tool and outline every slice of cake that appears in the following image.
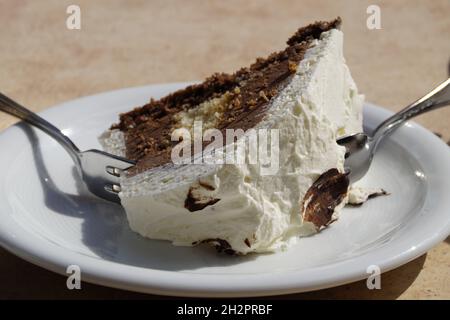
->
[100,18,364,255]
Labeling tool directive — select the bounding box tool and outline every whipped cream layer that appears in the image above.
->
[100,29,364,254]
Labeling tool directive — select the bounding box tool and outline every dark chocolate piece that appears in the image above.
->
[301,168,349,229]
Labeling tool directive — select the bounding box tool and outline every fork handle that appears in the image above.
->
[0,92,81,166]
[372,78,450,141]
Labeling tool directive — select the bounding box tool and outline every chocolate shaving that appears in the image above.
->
[301,168,349,229]
[184,182,220,212]
[184,188,220,212]
[201,238,236,255]
[367,189,388,199]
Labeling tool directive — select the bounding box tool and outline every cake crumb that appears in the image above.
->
[259,90,269,102]
[288,60,298,73]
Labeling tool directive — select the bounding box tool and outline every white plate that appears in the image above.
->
[0,83,449,297]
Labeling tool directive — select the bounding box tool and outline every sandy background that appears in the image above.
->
[0,0,449,299]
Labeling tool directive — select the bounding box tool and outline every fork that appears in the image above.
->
[0,92,135,203]
[338,77,450,184]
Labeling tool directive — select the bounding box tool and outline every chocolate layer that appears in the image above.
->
[113,18,341,175]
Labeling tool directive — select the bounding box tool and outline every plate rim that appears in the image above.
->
[0,83,449,297]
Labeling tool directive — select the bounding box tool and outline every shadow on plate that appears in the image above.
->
[19,124,256,271]
[268,254,427,300]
